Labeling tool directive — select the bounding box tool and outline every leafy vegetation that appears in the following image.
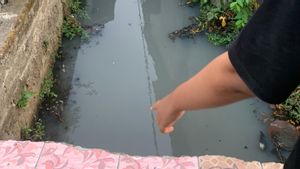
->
[62,16,86,40]
[62,0,89,40]
[16,87,34,109]
[21,119,45,141]
[170,0,259,46]
[68,0,89,19]
[40,71,57,100]
[273,87,300,127]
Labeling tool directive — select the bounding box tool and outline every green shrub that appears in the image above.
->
[230,0,259,29]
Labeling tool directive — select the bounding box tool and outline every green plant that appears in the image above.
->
[55,49,63,59]
[62,16,82,39]
[275,87,300,126]
[21,119,45,141]
[40,71,57,100]
[229,0,258,29]
[195,2,238,45]
[17,87,34,108]
[42,40,49,49]
[62,15,89,40]
[170,0,259,46]
[68,0,89,19]
[62,0,90,40]
[207,31,237,46]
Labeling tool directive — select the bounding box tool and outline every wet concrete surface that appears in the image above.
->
[43,0,279,162]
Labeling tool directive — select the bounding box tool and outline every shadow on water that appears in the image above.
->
[41,0,117,143]
[41,0,281,162]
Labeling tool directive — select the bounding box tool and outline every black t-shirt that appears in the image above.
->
[228,0,300,168]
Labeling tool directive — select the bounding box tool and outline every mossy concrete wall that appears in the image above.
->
[0,0,63,139]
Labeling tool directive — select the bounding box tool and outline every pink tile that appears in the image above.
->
[0,140,44,169]
[119,155,198,169]
[199,155,262,169]
[246,161,263,169]
[262,162,283,169]
[36,142,119,169]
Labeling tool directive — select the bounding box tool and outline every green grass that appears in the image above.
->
[16,87,34,109]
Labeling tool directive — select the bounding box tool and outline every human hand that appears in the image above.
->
[151,97,185,134]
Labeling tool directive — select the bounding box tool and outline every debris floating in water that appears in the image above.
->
[259,131,267,151]
[168,17,203,41]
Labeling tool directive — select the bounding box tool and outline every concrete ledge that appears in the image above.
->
[0,0,63,139]
[0,140,283,168]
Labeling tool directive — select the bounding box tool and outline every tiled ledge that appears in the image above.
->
[0,140,283,169]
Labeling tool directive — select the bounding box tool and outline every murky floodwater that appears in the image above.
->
[43,0,278,162]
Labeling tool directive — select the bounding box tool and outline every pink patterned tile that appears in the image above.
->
[262,162,283,169]
[119,155,198,169]
[246,161,263,169]
[199,155,262,169]
[36,142,119,169]
[0,140,44,169]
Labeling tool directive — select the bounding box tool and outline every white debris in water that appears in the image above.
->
[259,142,266,151]
[62,64,66,72]
[0,13,17,20]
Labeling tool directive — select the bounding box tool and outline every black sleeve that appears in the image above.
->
[228,0,300,104]
[284,138,300,169]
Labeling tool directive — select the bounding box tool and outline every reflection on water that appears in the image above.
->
[45,0,172,156]
[43,0,278,162]
[82,0,116,25]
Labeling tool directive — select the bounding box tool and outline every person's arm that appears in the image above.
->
[151,52,254,133]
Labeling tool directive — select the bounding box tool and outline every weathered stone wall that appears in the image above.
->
[0,0,63,139]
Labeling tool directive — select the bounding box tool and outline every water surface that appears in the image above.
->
[44,0,278,162]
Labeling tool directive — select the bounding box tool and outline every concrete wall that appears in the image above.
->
[0,0,63,139]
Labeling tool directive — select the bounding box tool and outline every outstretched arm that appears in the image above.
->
[152,52,254,133]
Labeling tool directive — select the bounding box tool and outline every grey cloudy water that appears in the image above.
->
[44,0,278,162]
